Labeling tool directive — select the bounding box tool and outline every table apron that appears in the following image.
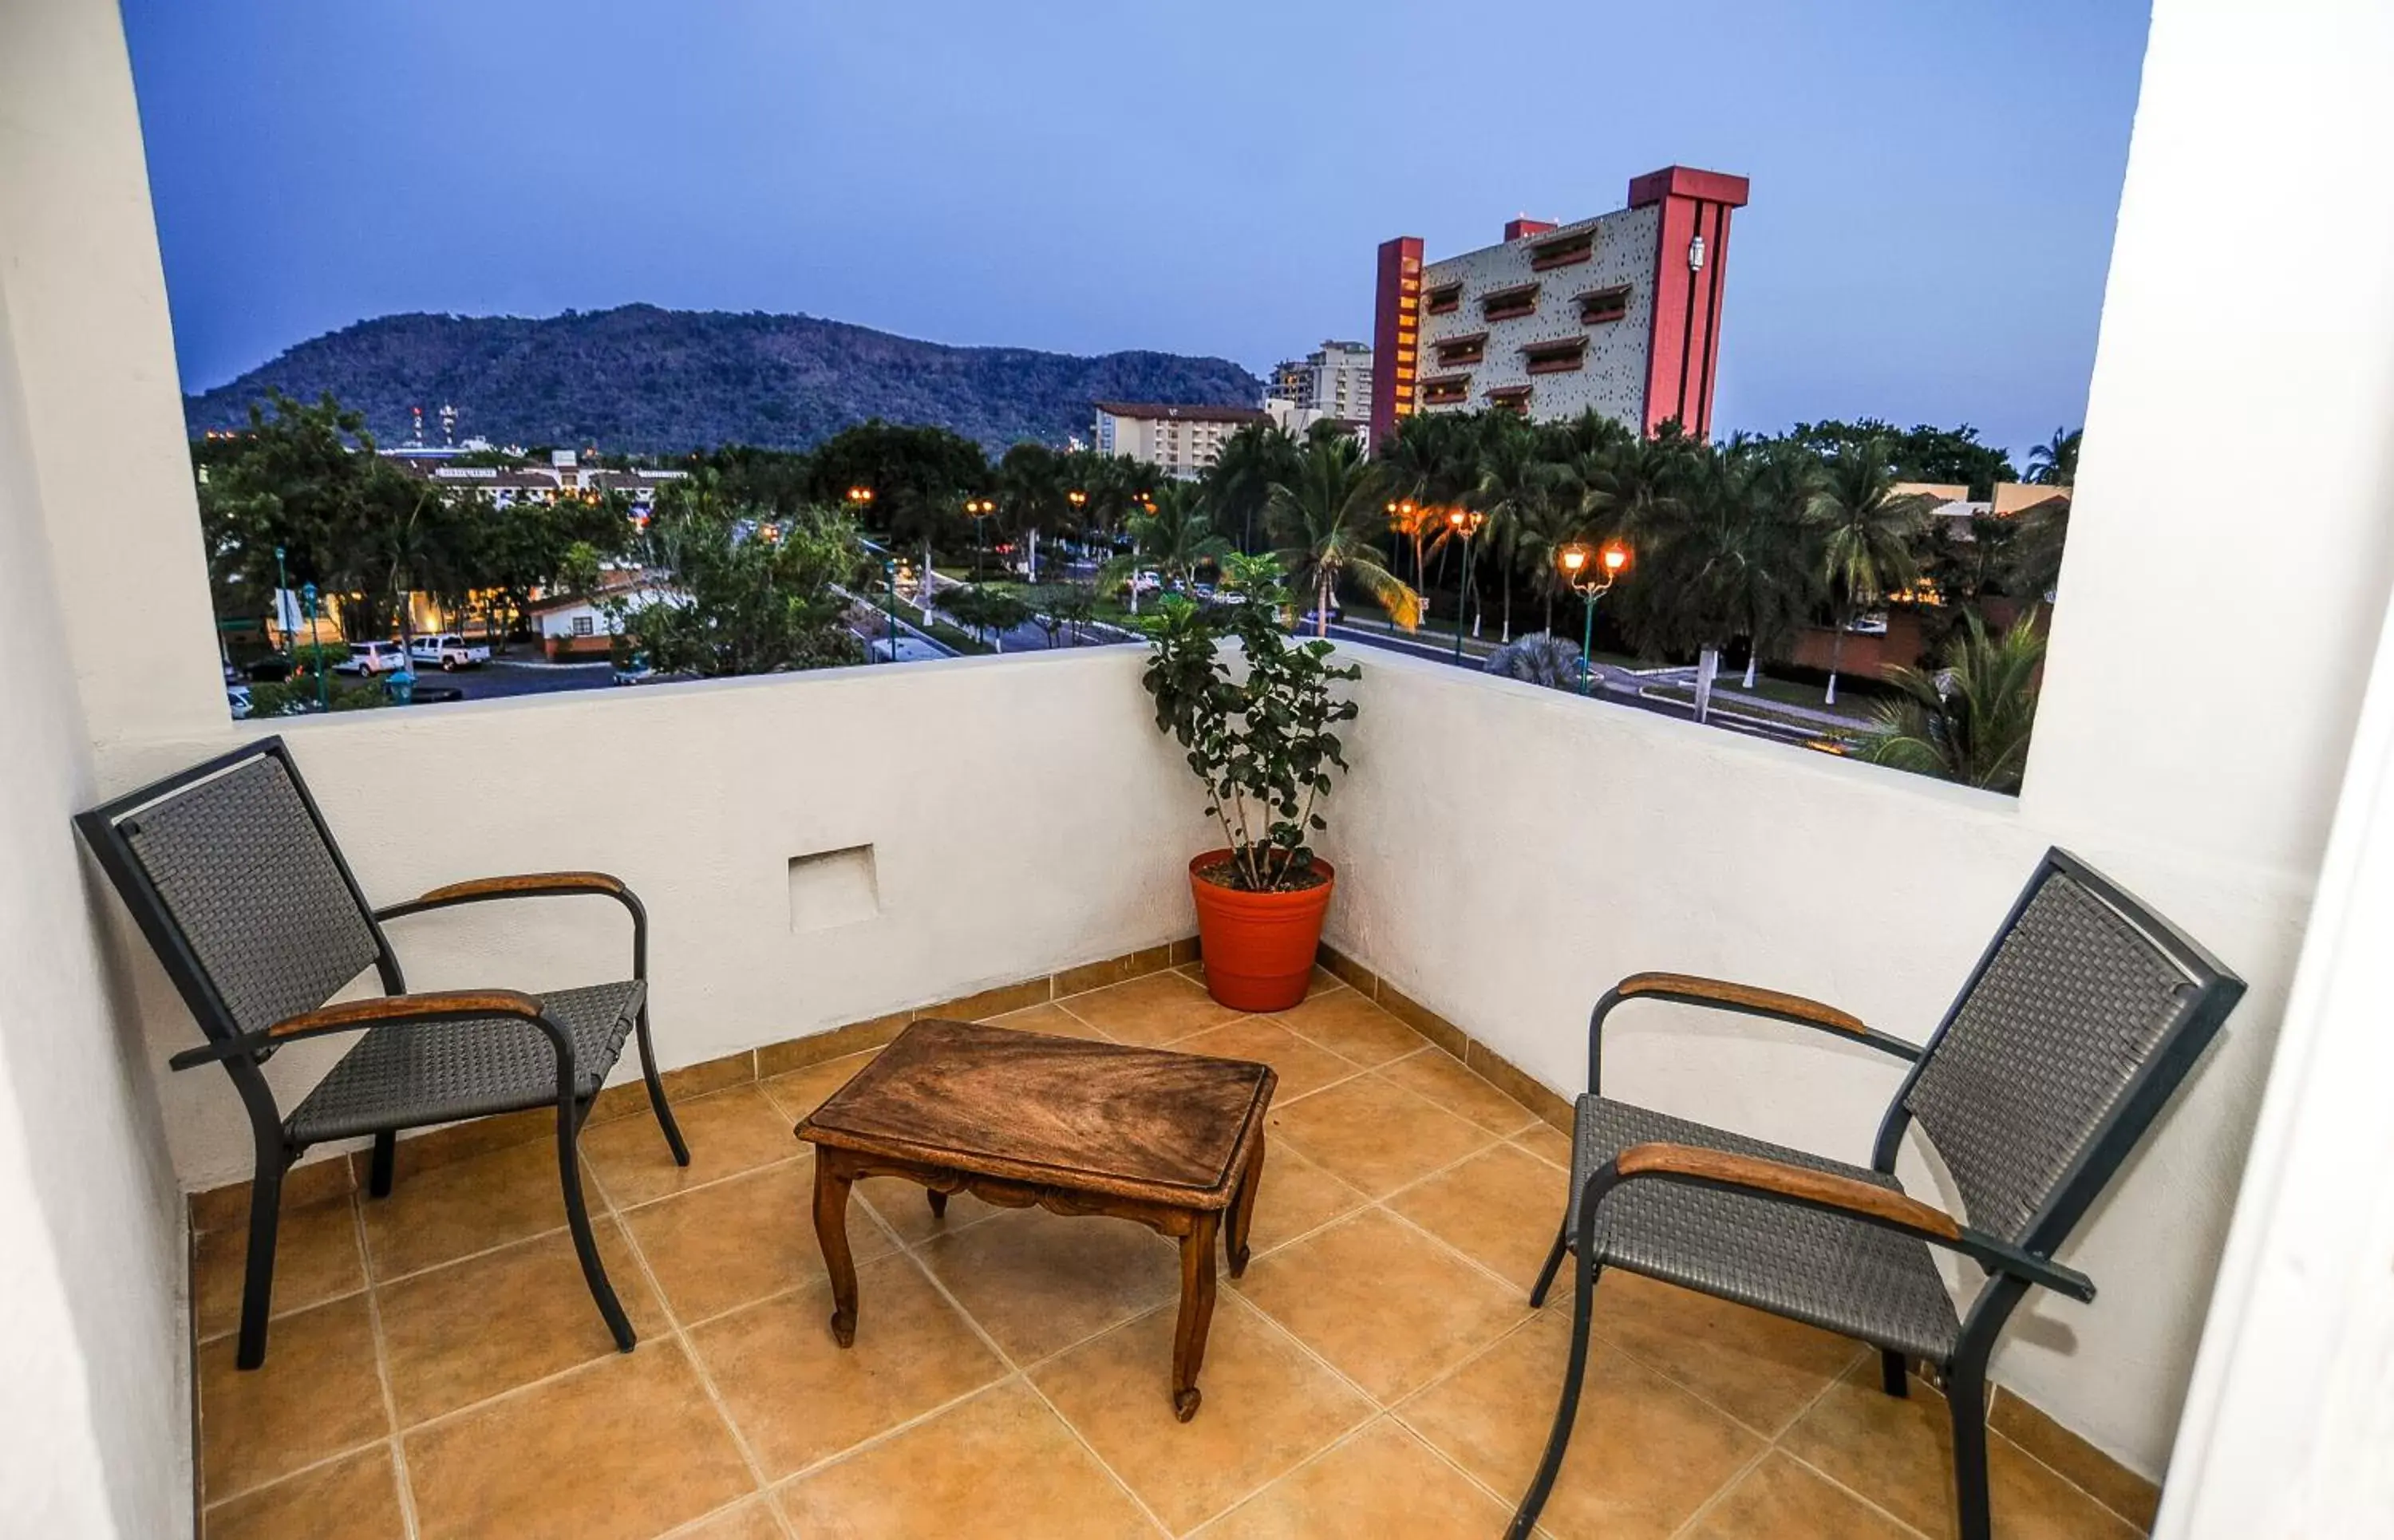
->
[816,1146,1215,1238]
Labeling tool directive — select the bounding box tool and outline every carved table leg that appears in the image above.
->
[926,1189,948,1218]
[1227,1129,1265,1278]
[1171,1210,1222,1421]
[812,1153,860,1347]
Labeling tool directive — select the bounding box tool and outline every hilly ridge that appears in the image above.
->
[181,304,1263,452]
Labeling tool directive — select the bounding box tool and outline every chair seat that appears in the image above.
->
[286,981,646,1146]
[1572,1095,1963,1363]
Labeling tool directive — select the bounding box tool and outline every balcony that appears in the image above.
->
[7,2,2394,1538]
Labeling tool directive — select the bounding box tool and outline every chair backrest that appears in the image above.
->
[77,738,392,1044]
[1883,849,2243,1252]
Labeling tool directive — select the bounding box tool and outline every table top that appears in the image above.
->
[796,1017,1276,1207]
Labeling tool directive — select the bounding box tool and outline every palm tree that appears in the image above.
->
[1380,412,1477,598]
[994,441,1070,580]
[1266,435,1420,636]
[1104,482,1228,615]
[1810,441,1934,705]
[1482,633,1585,690]
[1472,420,1555,645]
[2026,426,2080,487]
[1203,421,1301,553]
[1728,441,1827,688]
[1866,610,2045,792]
[1509,492,1589,634]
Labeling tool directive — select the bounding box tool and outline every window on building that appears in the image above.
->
[1425,282,1462,315]
[1420,375,1471,407]
[1434,333,1487,367]
[1578,285,1631,325]
[571,615,595,637]
[1485,384,1532,414]
[1530,231,1594,270]
[1523,338,1588,374]
[1481,283,1539,322]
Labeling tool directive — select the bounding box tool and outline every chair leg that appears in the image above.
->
[1946,1358,1992,1540]
[1528,1210,1570,1307]
[1508,1251,1601,1539]
[235,1157,286,1371]
[634,1001,689,1167]
[368,1131,397,1198]
[556,1102,634,1353]
[1880,1349,1910,1398]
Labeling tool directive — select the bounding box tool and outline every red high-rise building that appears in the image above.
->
[1369,166,1748,449]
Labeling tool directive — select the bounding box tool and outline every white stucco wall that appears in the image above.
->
[1319,0,2394,1481]
[0,59,192,1539]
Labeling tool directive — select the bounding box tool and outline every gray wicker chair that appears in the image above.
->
[77,736,689,1370]
[1511,849,2242,1540]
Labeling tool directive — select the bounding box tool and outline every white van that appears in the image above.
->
[336,640,408,675]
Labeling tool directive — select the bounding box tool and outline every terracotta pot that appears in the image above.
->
[1187,850,1336,1012]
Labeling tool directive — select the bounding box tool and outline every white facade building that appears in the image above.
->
[1091,401,1268,480]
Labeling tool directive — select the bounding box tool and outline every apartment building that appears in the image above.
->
[1372,165,1749,445]
[1091,401,1269,480]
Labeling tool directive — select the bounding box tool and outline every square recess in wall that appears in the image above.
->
[788,845,879,933]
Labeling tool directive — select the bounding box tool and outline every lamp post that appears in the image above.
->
[883,558,899,659]
[301,582,327,712]
[1558,540,1630,695]
[1067,488,1086,563]
[1383,500,1416,633]
[273,544,290,659]
[1446,507,1484,664]
[963,497,996,580]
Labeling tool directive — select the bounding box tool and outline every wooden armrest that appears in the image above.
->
[267,989,544,1040]
[1614,1141,1961,1240]
[1617,973,1870,1037]
[409,871,628,906]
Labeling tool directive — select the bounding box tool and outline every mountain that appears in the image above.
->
[182,305,1263,453]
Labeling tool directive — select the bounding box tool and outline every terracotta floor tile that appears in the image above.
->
[377,1218,664,1426]
[1033,1293,1374,1533]
[661,1503,790,1540]
[1387,1143,1567,1293]
[774,1379,1159,1537]
[203,1443,404,1540]
[1191,1417,1511,1538]
[1234,1208,1528,1403]
[1268,991,1429,1068]
[1231,1145,1367,1264]
[585,1085,800,1208]
[1269,1075,1492,1199]
[1682,1451,1915,1539]
[1399,1313,1762,1540]
[1378,1049,1541,1135]
[1784,1365,2144,1540]
[1513,1123,1574,1171]
[1061,970,1238,1045]
[196,1194,365,1341]
[990,1001,1115,1040]
[855,1173,1003,1247]
[404,1342,754,1540]
[1589,1270,1865,1437]
[918,1205,1183,1364]
[358,1134,598,1281]
[691,1254,1007,1478]
[757,1048,880,1124]
[1181,962,1349,1003]
[623,1156,895,1325]
[665,1498,791,1539]
[199,1293,390,1502]
[1171,1017,1369,1102]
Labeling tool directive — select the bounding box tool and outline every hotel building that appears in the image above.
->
[1371,165,1749,446]
[1091,401,1270,480]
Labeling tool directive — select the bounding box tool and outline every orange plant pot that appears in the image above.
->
[1187,850,1336,1013]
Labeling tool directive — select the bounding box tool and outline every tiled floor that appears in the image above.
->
[194,965,2147,1539]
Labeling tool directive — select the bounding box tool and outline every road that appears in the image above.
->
[397,657,617,701]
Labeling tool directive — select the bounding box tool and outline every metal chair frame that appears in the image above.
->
[77,736,689,1369]
[1511,848,2244,1540]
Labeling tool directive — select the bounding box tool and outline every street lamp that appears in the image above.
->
[273,544,290,659]
[1558,540,1630,695]
[883,557,900,659]
[1446,507,1485,664]
[1384,501,1416,633]
[962,497,996,579]
[301,582,327,712]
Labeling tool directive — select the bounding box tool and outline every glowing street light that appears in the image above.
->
[1446,507,1485,664]
[963,496,997,579]
[1558,540,1630,695]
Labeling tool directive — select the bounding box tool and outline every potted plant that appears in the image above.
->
[1140,558,1359,1011]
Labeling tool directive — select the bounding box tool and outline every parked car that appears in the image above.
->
[409,633,490,671]
[335,641,408,676]
[243,655,294,683]
[226,685,252,720]
[1127,571,1163,596]
[1297,602,1344,629]
[610,653,658,686]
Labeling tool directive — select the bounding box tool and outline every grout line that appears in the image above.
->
[197,1433,398,1518]
[354,1196,422,1540]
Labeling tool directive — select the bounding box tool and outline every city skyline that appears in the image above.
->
[122,0,2151,463]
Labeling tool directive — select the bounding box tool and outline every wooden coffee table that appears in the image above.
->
[796,1017,1275,1420]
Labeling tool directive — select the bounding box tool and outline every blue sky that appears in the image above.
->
[124,1,2149,464]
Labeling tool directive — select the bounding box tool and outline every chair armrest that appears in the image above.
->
[165,989,555,1072]
[1587,972,1920,1096]
[1592,1141,2096,1302]
[375,871,632,919]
